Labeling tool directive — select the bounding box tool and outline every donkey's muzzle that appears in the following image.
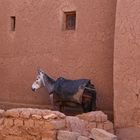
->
[32,88,36,92]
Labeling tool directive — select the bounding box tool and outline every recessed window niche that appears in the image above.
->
[64,11,76,30]
[10,16,16,31]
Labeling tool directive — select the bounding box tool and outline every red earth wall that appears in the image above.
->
[0,0,117,116]
[114,0,140,128]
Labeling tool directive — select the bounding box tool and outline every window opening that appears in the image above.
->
[11,16,16,31]
[65,11,76,30]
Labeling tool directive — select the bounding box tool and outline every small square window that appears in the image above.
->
[11,16,16,31]
[65,11,76,30]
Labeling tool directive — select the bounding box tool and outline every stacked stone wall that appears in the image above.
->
[0,108,116,140]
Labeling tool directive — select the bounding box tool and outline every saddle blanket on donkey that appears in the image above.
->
[53,77,95,105]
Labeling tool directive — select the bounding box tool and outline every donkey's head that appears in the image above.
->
[31,69,45,92]
[31,69,56,94]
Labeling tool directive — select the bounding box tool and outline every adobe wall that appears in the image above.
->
[114,0,140,128]
[0,0,116,115]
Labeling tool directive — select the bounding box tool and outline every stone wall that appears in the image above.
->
[0,108,116,140]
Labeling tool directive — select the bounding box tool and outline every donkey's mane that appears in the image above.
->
[44,73,56,84]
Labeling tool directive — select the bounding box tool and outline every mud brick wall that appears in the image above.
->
[0,108,115,140]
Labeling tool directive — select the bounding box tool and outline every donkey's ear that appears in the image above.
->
[37,68,44,74]
[37,68,41,74]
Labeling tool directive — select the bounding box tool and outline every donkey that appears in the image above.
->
[32,69,96,113]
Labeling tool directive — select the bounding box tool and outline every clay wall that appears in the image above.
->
[0,0,116,115]
[114,0,140,128]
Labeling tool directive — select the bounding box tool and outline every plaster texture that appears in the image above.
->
[114,0,140,128]
[0,0,117,115]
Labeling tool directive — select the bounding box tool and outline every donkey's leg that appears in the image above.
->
[49,94,53,105]
[49,94,58,110]
[59,102,65,113]
[49,94,54,110]
[82,91,93,112]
